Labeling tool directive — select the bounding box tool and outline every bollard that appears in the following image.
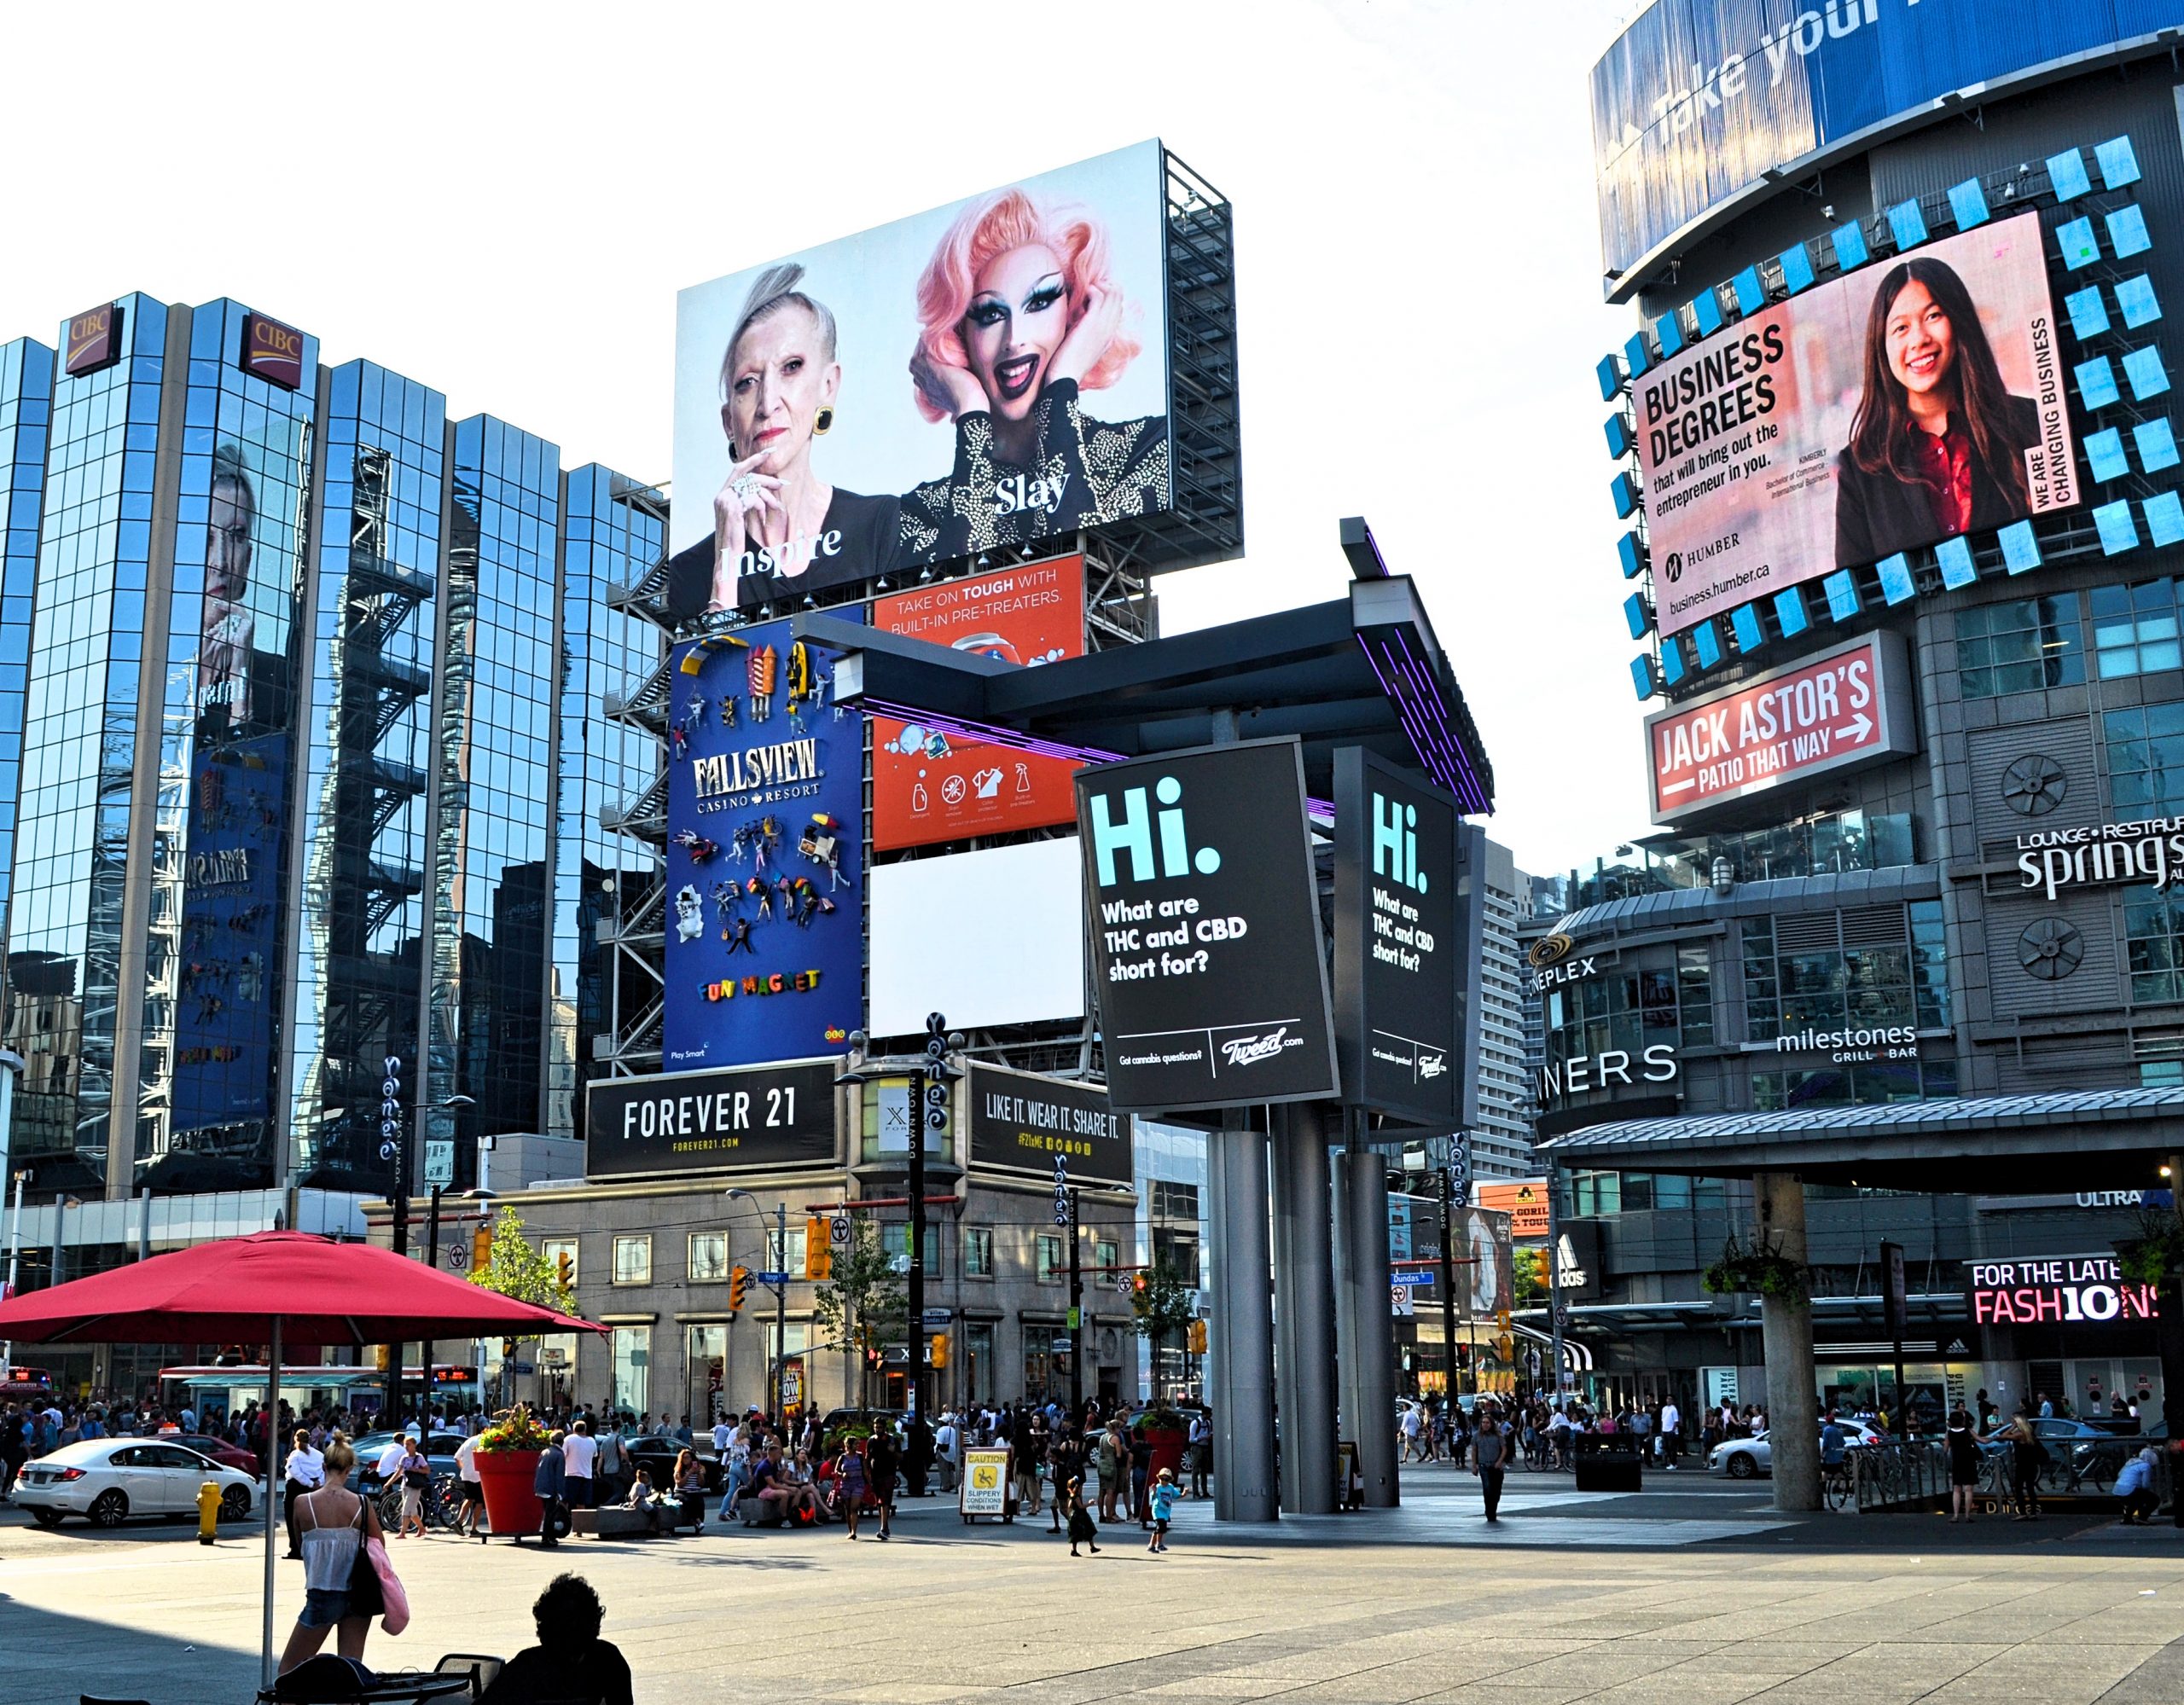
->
[198,1478,222,1546]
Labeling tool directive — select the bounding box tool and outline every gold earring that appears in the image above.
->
[813,407,834,436]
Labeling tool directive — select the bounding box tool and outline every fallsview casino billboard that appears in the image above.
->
[1638,212,2076,637]
[670,143,1172,618]
[1646,631,1916,824]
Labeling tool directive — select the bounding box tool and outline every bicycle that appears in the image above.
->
[1821,1456,1854,1510]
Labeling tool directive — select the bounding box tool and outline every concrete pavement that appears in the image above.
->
[3,1464,2181,1703]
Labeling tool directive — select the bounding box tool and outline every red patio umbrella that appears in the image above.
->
[0,1230,606,1684]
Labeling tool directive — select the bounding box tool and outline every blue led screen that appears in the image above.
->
[660,616,864,1071]
[1592,0,2184,281]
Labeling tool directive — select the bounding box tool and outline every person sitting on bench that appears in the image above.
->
[621,1467,663,1534]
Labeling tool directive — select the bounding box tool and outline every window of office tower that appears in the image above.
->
[285,364,442,1187]
[548,470,663,1143]
[9,295,169,1177]
[1956,596,2083,698]
[2105,701,2184,819]
[137,302,316,1191]
[1743,902,1949,1042]
[428,418,560,1180]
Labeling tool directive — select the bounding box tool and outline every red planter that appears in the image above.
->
[474,1448,543,1540]
[1142,1428,1187,1482]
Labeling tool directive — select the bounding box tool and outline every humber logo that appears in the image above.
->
[1660,548,1682,583]
[1527,933,1575,970]
[1089,776,1221,886]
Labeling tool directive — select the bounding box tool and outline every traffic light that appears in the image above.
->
[555,1250,573,1289]
[373,1344,390,1371]
[1132,1273,1148,1297]
[1188,1319,1207,1355]
[502,1338,517,1358]
[929,1332,949,1370]
[805,1219,831,1282]
[1455,1343,1472,1370]
[470,1224,492,1273]
[729,1265,749,1314]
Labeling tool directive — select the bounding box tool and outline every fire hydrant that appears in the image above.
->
[197,1478,221,1546]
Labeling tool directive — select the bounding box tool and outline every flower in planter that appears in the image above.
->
[474,1404,555,1453]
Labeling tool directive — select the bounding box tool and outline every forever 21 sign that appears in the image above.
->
[585,1058,839,1178]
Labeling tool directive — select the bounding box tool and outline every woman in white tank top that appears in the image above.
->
[280,1435,385,1673]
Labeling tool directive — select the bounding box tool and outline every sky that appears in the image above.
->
[0,0,1649,878]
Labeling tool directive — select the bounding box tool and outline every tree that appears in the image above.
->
[810,1216,908,1406]
[1129,1256,1197,1355]
[466,1206,577,1408]
[1513,1247,1548,1307]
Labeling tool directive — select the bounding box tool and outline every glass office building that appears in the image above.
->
[0,293,664,1256]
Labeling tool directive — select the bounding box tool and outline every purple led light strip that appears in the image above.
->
[1391,629,1489,812]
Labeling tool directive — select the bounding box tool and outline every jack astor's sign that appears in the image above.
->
[2017,819,2184,900]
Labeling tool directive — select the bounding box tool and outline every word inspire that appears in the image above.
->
[1100,893,1246,982]
[2016,818,2184,900]
[734,528,844,584]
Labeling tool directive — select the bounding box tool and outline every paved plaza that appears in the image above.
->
[3,1467,2181,1705]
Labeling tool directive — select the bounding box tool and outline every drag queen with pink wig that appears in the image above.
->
[901,187,1169,563]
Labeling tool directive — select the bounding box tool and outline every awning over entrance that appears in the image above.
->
[1536,1088,2184,1192]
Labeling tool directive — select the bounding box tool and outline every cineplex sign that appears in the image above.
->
[1646,632,1915,826]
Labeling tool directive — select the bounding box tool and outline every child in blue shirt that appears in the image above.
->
[1147,1467,1177,1552]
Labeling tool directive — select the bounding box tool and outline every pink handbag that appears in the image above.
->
[364,1535,410,1635]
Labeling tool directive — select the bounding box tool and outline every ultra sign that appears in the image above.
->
[1646,632,1915,826]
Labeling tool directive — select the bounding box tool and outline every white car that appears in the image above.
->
[11,1438,260,1529]
[1708,1421,1883,1480]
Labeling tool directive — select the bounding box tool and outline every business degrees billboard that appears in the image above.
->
[670,142,1171,618]
[1639,212,2076,636]
[1591,0,2184,280]
[1077,739,1338,1113]
[1332,748,1462,1125]
[662,618,863,1070]
[873,556,1084,848]
[1646,630,1917,824]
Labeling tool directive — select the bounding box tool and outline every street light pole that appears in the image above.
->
[724,1187,788,1425]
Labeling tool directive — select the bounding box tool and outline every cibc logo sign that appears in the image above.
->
[1075,739,1339,1114]
[241,312,306,390]
[63,302,122,376]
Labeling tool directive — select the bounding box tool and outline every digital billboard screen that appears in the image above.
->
[670,142,1170,618]
[967,1061,1130,1186]
[1592,0,2182,280]
[1332,748,1461,1125]
[586,1058,840,1178]
[872,556,1083,848]
[661,617,864,1071]
[1639,212,2076,637]
[1077,738,1339,1113]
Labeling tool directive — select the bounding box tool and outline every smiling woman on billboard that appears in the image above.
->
[899,187,1168,562]
[667,265,903,619]
[1833,256,2044,567]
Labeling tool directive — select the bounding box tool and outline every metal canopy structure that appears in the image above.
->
[797,573,1494,813]
[1536,1087,2184,1192]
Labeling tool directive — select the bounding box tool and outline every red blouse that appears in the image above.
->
[1909,420,1974,536]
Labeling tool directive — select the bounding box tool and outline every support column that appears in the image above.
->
[1756,1170,1820,1513]
[1330,1144,1362,1457]
[1273,1104,1337,1513]
[1345,1147,1399,1507]
[1209,1109,1276,1521]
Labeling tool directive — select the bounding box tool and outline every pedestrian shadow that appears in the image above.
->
[0,1591,257,1705]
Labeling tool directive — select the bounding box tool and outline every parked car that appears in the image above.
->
[169,1433,260,1475]
[349,1431,466,1492]
[1708,1420,1883,1480]
[12,1439,259,1529]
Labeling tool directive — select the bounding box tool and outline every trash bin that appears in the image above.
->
[1571,1434,1644,1493]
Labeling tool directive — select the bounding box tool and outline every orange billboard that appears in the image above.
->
[872,557,1084,850]
[1477,1178,1549,1241]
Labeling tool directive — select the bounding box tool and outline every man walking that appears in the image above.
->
[1473,1404,1509,1523]
[562,1418,598,1510]
[1659,1395,1682,1470]
[534,1430,569,1547]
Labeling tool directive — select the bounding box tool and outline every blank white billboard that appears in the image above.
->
[869,838,1083,1036]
